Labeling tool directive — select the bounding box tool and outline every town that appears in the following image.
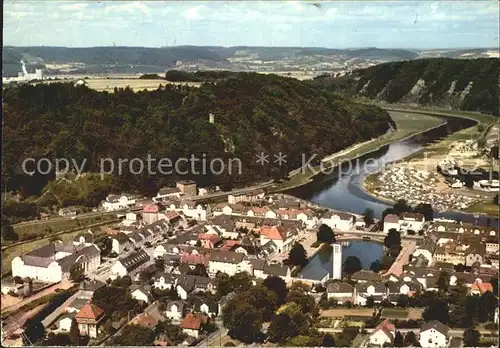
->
[2,179,498,347]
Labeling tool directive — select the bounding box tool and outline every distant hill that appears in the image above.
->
[2,73,393,200]
[313,58,500,116]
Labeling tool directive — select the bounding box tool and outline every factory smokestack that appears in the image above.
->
[20,60,29,80]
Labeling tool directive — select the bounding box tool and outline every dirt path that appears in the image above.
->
[2,280,73,313]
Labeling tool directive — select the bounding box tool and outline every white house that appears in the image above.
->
[412,239,437,265]
[399,212,425,233]
[259,225,296,254]
[58,313,75,332]
[320,211,355,231]
[180,314,204,339]
[383,214,401,233]
[326,282,354,304]
[165,301,184,321]
[208,251,245,277]
[110,250,151,280]
[111,233,132,254]
[154,187,181,202]
[419,321,450,348]
[369,320,395,347]
[102,193,136,211]
[130,286,152,303]
[12,242,101,283]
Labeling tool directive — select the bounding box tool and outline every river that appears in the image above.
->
[288,114,496,225]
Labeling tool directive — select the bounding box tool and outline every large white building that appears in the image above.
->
[332,243,342,280]
[101,193,136,211]
[110,250,152,280]
[419,321,450,348]
[12,237,100,283]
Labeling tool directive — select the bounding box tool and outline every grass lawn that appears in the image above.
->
[13,213,115,238]
[207,333,240,347]
[270,110,443,192]
[381,308,410,319]
[464,201,499,217]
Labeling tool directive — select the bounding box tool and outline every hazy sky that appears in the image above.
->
[4,0,499,49]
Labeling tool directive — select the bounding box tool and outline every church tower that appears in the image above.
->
[332,243,342,280]
[209,112,215,124]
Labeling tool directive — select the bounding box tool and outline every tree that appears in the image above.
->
[1,218,19,241]
[393,199,412,214]
[222,301,263,343]
[437,271,449,293]
[363,208,375,226]
[403,331,419,347]
[109,324,154,346]
[384,229,401,249]
[413,203,434,221]
[370,260,381,273]
[343,256,362,276]
[396,294,409,308]
[69,263,85,282]
[288,242,308,267]
[478,291,497,322]
[263,276,288,304]
[394,331,404,347]
[23,318,45,345]
[366,296,375,308]
[490,276,498,296]
[230,272,253,293]
[69,318,80,345]
[463,327,480,347]
[322,333,335,347]
[423,298,450,324]
[187,264,208,277]
[316,224,336,244]
[42,332,71,346]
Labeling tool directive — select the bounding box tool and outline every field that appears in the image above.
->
[13,213,115,238]
[270,110,444,192]
[381,307,423,320]
[319,308,375,318]
[464,201,499,216]
[35,78,202,92]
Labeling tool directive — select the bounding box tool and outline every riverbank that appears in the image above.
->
[268,110,444,193]
[361,106,498,216]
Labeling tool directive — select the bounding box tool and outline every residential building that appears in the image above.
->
[383,214,401,233]
[208,251,245,277]
[143,204,160,224]
[165,300,184,321]
[399,212,425,233]
[176,180,197,197]
[412,239,437,265]
[130,285,152,303]
[369,320,395,347]
[11,241,101,283]
[180,313,206,339]
[75,303,106,339]
[419,321,450,348]
[154,187,181,202]
[111,233,132,254]
[321,211,355,231]
[259,225,296,253]
[110,250,152,280]
[102,193,136,211]
[326,282,354,303]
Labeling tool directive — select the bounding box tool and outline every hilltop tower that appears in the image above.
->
[332,243,342,280]
[209,112,215,124]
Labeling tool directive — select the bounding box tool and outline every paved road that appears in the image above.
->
[383,239,418,277]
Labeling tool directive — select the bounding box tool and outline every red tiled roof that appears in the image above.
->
[181,252,211,266]
[471,282,493,294]
[75,303,104,320]
[143,204,160,213]
[260,225,286,241]
[198,234,222,243]
[384,214,400,223]
[165,210,180,220]
[180,314,203,330]
[375,319,395,332]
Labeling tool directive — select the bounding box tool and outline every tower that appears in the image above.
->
[332,243,342,280]
[209,112,215,124]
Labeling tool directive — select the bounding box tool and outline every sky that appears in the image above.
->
[3,0,499,49]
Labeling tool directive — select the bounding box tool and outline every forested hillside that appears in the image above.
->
[2,73,393,206]
[313,58,500,115]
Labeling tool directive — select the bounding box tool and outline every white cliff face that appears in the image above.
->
[360,80,371,94]
[459,81,474,102]
[409,79,426,96]
[447,80,457,95]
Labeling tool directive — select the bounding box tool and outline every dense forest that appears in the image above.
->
[312,58,500,115]
[2,73,393,209]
